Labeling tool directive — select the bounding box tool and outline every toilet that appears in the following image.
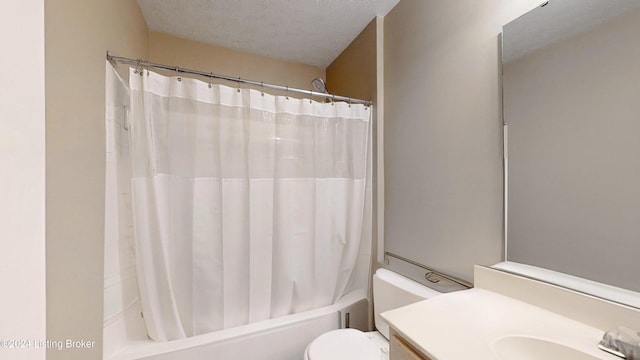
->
[304,268,442,360]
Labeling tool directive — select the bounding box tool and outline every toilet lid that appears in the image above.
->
[307,329,383,360]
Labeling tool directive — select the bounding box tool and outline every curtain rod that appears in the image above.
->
[106,52,373,106]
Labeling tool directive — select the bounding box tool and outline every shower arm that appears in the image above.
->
[107,52,373,106]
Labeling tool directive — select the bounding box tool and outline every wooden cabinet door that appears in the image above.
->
[389,329,434,360]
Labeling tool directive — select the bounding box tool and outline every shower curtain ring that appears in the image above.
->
[208,72,213,89]
[331,95,335,106]
[286,86,289,100]
[309,91,313,104]
[237,77,241,93]
[134,59,143,75]
[348,98,352,108]
[175,66,182,82]
[260,82,264,96]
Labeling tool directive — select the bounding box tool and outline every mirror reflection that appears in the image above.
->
[503,0,640,293]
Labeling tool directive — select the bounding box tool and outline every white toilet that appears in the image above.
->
[304,268,442,360]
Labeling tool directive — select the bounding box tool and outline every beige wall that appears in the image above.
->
[383,0,541,282]
[0,1,46,359]
[149,32,324,95]
[45,1,148,359]
[505,9,640,291]
[327,19,377,101]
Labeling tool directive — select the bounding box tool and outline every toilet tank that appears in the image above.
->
[373,268,442,339]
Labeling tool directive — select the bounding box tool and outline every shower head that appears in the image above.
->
[311,78,328,93]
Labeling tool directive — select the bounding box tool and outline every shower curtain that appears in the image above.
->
[128,68,371,341]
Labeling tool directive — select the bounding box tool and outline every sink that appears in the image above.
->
[493,336,602,360]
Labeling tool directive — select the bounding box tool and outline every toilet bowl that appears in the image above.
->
[304,268,442,360]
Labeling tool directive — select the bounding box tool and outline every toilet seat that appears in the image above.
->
[305,269,442,360]
[305,329,388,360]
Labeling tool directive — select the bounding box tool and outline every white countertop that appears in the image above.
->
[381,288,620,360]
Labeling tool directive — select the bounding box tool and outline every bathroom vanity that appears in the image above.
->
[382,1,640,357]
[382,266,640,360]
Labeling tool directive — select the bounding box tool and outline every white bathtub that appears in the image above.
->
[107,290,367,360]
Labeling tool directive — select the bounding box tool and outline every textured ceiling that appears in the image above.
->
[503,0,640,64]
[137,0,400,68]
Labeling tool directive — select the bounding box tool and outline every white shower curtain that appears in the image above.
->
[128,68,371,341]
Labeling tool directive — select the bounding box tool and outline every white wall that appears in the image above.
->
[0,1,46,359]
[383,0,543,282]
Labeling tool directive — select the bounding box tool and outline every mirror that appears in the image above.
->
[502,0,640,297]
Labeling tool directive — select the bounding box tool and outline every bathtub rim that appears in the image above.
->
[106,289,367,360]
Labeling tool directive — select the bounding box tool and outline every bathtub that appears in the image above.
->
[107,290,368,360]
